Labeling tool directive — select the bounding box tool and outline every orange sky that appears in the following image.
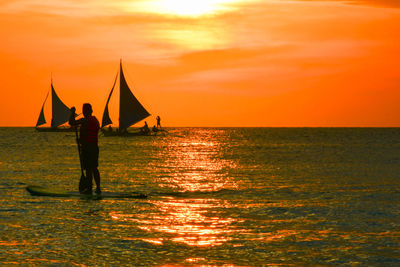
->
[0,0,399,127]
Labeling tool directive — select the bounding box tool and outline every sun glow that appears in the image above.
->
[133,0,238,17]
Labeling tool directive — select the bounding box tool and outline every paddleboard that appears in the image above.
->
[26,185,147,199]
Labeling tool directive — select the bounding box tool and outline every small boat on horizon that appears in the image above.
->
[35,79,73,132]
[101,60,156,137]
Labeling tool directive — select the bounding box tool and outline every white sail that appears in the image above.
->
[36,92,49,127]
[51,82,71,128]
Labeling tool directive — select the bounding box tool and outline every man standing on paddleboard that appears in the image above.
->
[69,103,101,194]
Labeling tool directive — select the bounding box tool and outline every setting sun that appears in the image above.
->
[131,0,238,17]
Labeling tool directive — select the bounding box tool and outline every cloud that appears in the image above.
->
[355,0,400,8]
[298,0,400,8]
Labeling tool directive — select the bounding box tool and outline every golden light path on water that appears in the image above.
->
[105,130,317,249]
[161,136,238,192]
[111,130,242,247]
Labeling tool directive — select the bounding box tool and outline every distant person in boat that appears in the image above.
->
[69,103,101,194]
[141,121,150,134]
[156,116,161,128]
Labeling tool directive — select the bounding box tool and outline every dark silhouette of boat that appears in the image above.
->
[101,60,154,137]
[35,79,73,132]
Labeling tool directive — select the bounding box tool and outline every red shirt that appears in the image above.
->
[80,115,100,143]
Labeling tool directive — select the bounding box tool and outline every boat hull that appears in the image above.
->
[35,127,74,132]
[101,128,154,137]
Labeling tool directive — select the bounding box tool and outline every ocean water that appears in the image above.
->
[0,127,399,266]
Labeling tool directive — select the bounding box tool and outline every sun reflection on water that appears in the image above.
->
[109,129,244,247]
[141,198,236,246]
[159,131,238,192]
[110,197,239,247]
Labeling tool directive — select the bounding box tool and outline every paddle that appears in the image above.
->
[74,125,87,193]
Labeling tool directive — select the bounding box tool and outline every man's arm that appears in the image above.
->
[69,107,84,126]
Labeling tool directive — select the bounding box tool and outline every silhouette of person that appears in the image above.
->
[156,116,161,128]
[69,103,101,194]
[141,121,150,134]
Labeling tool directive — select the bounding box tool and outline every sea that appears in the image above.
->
[0,127,399,266]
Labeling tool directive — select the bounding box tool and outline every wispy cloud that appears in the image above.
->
[297,0,400,8]
[354,0,400,8]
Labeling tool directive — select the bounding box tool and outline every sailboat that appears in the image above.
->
[101,60,151,136]
[35,80,73,132]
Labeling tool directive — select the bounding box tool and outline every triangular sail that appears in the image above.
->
[119,62,150,130]
[51,83,70,128]
[35,91,49,127]
[101,73,118,128]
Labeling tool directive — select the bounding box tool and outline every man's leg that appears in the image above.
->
[93,168,101,194]
[84,168,93,193]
